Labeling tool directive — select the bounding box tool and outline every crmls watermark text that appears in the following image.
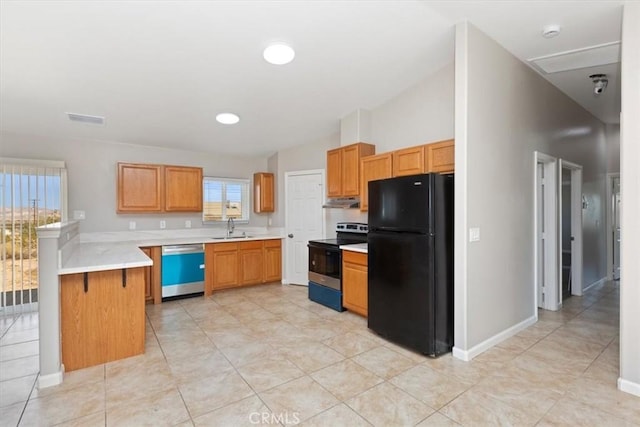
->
[249,411,301,425]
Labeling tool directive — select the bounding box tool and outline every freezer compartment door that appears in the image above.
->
[367,231,437,355]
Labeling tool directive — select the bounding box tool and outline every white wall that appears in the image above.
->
[606,123,621,173]
[454,22,608,357]
[619,1,640,397]
[0,132,268,233]
[370,62,455,153]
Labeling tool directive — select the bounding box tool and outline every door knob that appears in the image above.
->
[288,233,294,238]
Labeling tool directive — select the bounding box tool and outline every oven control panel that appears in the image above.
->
[336,222,368,234]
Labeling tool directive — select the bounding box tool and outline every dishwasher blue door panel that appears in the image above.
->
[161,252,205,286]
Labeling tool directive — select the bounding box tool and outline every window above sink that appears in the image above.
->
[203,177,250,224]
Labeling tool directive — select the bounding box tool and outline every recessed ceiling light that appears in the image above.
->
[216,113,240,125]
[263,43,295,65]
[542,25,561,39]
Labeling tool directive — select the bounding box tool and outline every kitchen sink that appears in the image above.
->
[211,235,254,240]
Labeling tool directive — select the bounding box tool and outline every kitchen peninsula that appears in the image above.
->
[36,221,283,387]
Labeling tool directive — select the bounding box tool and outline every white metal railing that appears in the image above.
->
[1,160,67,315]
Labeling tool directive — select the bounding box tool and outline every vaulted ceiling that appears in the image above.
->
[0,1,623,157]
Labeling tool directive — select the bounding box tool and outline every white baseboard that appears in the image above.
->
[452,315,538,361]
[281,279,290,285]
[618,377,640,397]
[583,276,608,293]
[38,371,63,389]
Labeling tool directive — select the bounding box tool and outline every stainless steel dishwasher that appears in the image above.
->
[161,244,205,299]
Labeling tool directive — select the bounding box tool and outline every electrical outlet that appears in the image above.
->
[160,220,166,229]
[73,210,85,220]
[185,220,191,229]
[268,217,272,226]
[129,221,136,230]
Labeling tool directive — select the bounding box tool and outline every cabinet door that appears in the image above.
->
[425,139,455,173]
[326,148,343,197]
[392,146,425,177]
[164,166,203,212]
[341,145,361,196]
[263,240,282,283]
[254,172,275,213]
[117,163,163,213]
[212,243,239,290]
[360,153,393,212]
[239,243,263,286]
[107,268,145,363]
[342,251,368,317]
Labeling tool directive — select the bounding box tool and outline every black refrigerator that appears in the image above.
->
[368,173,454,357]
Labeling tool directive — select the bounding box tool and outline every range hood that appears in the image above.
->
[323,198,360,209]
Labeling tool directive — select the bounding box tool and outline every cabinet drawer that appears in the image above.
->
[264,239,281,248]
[212,242,238,252]
[238,240,263,250]
[343,250,367,266]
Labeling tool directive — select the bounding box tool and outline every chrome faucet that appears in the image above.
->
[226,217,235,237]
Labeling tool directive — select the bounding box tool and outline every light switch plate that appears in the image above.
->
[185,220,191,228]
[73,210,85,220]
[469,227,480,242]
[160,220,166,229]
[129,221,136,230]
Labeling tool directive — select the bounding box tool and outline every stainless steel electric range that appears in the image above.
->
[307,222,368,311]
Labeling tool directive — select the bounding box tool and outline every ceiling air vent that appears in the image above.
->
[66,112,105,125]
[528,41,620,75]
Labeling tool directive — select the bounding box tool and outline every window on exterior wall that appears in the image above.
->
[203,177,250,223]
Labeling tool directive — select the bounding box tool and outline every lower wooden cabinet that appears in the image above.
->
[263,239,282,283]
[60,268,145,372]
[205,239,282,294]
[342,250,368,317]
[239,241,264,285]
[140,246,161,304]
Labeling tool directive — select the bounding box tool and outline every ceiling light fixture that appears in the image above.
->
[66,112,105,125]
[263,43,295,65]
[216,113,240,125]
[542,25,561,39]
[590,74,608,96]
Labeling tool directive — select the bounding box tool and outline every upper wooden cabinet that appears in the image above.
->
[164,166,203,212]
[393,146,425,177]
[117,163,203,213]
[253,172,275,213]
[360,153,393,212]
[326,142,375,198]
[425,139,455,173]
[117,163,163,213]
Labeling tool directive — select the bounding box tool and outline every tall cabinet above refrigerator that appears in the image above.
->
[367,173,454,356]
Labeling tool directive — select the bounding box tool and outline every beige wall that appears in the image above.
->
[0,132,268,233]
[619,1,640,396]
[370,62,454,152]
[455,22,608,355]
[606,123,620,173]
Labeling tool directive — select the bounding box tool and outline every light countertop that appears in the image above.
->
[59,233,284,275]
[340,243,368,254]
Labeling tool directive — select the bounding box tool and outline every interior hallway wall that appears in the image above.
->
[454,22,608,357]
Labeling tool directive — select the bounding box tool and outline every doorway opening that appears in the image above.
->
[558,160,583,303]
[606,173,621,281]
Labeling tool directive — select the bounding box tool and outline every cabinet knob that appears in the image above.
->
[288,234,294,238]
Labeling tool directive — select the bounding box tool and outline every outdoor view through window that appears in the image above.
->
[1,163,65,311]
[203,177,249,222]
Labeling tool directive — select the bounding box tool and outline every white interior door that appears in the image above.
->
[284,170,325,285]
[558,159,583,300]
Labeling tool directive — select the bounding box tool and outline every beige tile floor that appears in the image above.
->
[0,280,637,426]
